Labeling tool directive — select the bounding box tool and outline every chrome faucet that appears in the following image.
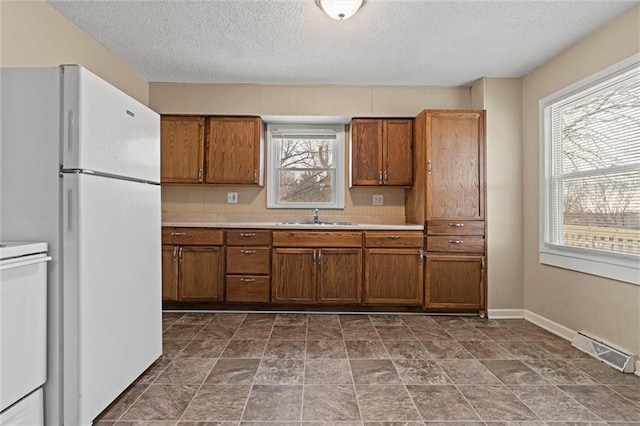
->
[313,209,319,224]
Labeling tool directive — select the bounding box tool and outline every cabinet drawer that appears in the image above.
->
[226,230,271,246]
[427,236,485,254]
[364,231,423,248]
[225,276,270,303]
[226,247,270,274]
[272,231,362,248]
[427,221,485,236]
[162,227,223,245]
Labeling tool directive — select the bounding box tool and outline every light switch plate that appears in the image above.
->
[372,194,384,206]
[227,192,238,203]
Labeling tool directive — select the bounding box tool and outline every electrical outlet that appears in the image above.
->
[372,194,384,206]
[227,192,238,204]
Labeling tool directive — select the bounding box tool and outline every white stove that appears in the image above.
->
[0,241,50,425]
[0,241,48,261]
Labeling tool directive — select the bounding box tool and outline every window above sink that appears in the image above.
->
[266,123,346,209]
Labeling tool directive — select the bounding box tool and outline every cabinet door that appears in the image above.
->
[383,119,413,186]
[160,116,205,183]
[425,255,484,311]
[352,119,383,185]
[317,248,362,304]
[426,111,484,220]
[272,248,316,303]
[205,117,262,184]
[364,248,423,305]
[178,246,223,302]
[162,245,178,301]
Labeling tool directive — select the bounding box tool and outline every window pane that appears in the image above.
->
[278,170,333,203]
[545,62,640,259]
[560,170,640,256]
[279,137,335,169]
[558,77,640,173]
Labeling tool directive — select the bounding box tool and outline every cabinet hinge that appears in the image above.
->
[427,160,432,175]
[198,168,203,182]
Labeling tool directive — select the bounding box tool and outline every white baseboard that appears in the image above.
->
[523,310,576,341]
[487,309,525,319]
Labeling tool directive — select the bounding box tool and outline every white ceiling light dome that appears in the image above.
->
[315,0,364,20]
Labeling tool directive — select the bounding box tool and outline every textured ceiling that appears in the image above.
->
[48,0,638,87]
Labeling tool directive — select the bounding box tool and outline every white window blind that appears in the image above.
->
[540,55,640,284]
[267,124,345,209]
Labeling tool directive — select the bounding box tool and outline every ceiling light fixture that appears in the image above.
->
[315,0,364,20]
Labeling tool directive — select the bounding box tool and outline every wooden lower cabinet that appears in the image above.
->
[162,245,223,302]
[272,249,316,303]
[364,248,423,305]
[425,255,484,310]
[317,248,362,304]
[180,246,223,301]
[271,248,362,304]
[162,245,179,301]
[225,275,270,303]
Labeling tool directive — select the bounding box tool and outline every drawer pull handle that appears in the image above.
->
[240,233,256,237]
[387,235,401,240]
[171,232,187,236]
[240,278,255,283]
[449,223,465,227]
[448,240,464,244]
[240,249,256,254]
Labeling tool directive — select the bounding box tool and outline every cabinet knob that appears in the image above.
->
[448,240,464,244]
[378,170,383,184]
[240,278,256,283]
[384,170,388,184]
[448,223,465,227]
[387,235,401,240]
[170,232,187,236]
[240,233,256,237]
[240,249,256,254]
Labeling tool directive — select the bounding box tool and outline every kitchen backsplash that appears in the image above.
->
[161,185,408,224]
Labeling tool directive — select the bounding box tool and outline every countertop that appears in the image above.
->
[162,222,424,231]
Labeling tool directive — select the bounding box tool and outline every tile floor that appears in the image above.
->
[95,312,640,425]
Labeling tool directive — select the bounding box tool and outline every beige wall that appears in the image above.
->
[152,84,472,224]
[0,1,148,104]
[483,78,524,311]
[522,6,640,355]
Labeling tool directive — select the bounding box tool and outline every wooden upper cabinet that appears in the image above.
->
[205,117,264,185]
[351,118,413,186]
[383,120,413,185]
[352,119,383,185]
[160,116,205,183]
[426,111,484,220]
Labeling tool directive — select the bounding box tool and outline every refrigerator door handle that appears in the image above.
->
[67,187,75,232]
[67,109,74,154]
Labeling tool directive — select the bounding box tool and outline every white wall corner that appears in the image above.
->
[523,310,576,341]
[636,360,640,377]
[487,309,525,319]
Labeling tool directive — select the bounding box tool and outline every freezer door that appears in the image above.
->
[62,173,162,426]
[62,66,160,183]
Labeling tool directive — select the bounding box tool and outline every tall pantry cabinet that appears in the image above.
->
[406,110,487,313]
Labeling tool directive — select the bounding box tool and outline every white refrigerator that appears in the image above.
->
[0,65,162,426]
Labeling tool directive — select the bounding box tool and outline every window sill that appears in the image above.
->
[539,248,639,285]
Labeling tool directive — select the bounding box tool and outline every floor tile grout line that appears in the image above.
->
[340,313,365,424]
[383,315,428,425]
[553,383,616,423]
[238,314,275,423]
[175,312,231,424]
